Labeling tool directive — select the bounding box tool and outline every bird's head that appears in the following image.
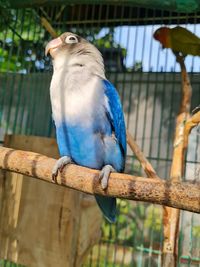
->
[45,32,105,77]
[153,27,171,48]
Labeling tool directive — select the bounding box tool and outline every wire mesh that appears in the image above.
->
[0,3,200,267]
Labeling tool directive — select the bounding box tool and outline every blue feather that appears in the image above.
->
[54,78,126,223]
[103,79,127,167]
[95,195,116,223]
[94,79,126,223]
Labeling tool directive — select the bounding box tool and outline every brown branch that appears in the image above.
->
[126,131,159,179]
[184,110,200,148]
[41,17,58,38]
[0,146,200,213]
[162,55,192,267]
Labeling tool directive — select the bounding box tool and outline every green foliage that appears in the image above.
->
[0,9,47,73]
[0,0,12,30]
[144,205,162,232]
[132,61,143,72]
[101,200,163,249]
[192,225,200,238]
[94,32,126,57]
[88,201,163,266]
[0,0,10,8]
[0,259,24,267]
[0,13,126,73]
[0,47,22,72]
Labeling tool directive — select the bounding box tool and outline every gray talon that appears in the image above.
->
[99,165,115,190]
[52,156,71,183]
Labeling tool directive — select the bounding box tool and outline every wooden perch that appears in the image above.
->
[0,146,200,213]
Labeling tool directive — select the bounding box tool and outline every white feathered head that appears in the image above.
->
[45,32,105,78]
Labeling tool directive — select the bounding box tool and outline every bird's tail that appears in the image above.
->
[95,195,116,223]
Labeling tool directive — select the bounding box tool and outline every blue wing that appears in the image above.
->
[94,79,126,223]
[103,79,127,161]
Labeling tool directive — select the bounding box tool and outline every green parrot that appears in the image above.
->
[153,26,200,56]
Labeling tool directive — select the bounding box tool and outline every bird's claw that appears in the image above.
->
[99,165,115,190]
[52,156,71,183]
[174,52,185,63]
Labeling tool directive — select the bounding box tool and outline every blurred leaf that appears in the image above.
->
[193,225,200,238]
[144,205,162,232]
[0,0,13,30]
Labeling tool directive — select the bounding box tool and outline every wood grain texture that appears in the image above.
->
[0,145,200,214]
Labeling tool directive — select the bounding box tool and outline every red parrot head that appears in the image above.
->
[153,27,171,48]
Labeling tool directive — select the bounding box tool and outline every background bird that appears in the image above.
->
[45,32,126,223]
[153,26,200,56]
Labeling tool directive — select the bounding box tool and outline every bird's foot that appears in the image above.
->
[52,156,71,183]
[174,52,185,63]
[99,165,116,190]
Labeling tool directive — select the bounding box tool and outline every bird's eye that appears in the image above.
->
[65,35,78,44]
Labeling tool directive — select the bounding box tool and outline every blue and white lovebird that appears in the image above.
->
[45,32,126,223]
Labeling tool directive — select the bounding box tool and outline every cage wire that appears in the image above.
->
[0,3,200,267]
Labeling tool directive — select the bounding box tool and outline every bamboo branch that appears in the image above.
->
[162,55,192,267]
[0,146,200,213]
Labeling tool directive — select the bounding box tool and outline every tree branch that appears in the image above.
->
[41,17,58,38]
[126,131,159,179]
[0,146,200,213]
[162,55,192,267]
[184,110,200,148]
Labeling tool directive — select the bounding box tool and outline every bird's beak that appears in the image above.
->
[45,37,62,56]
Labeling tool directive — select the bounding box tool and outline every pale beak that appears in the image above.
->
[45,37,62,56]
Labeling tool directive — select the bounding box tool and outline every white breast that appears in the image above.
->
[50,69,105,127]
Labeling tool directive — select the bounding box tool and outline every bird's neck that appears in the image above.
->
[50,69,105,127]
[53,53,106,80]
[162,29,171,48]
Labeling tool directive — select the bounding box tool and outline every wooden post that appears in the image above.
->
[0,135,102,267]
